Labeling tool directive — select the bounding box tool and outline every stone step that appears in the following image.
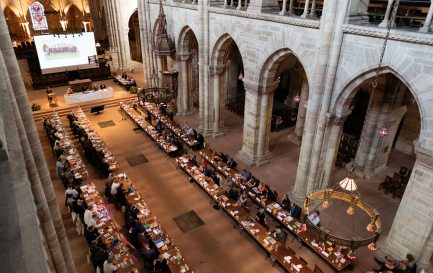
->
[32,96,135,121]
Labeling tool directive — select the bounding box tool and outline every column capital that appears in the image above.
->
[326,109,352,126]
[208,65,225,76]
[414,144,433,169]
[176,53,191,62]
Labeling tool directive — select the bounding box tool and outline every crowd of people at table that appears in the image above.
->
[67,112,117,177]
[119,72,137,90]
[103,175,170,272]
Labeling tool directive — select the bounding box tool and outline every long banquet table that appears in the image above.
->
[138,100,200,149]
[64,88,114,104]
[81,183,139,273]
[176,155,314,273]
[199,149,352,272]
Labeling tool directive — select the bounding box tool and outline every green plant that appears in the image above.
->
[31,103,41,111]
[129,86,137,94]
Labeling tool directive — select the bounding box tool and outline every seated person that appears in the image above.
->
[100,83,107,89]
[203,166,212,177]
[93,84,99,91]
[274,116,283,131]
[237,191,248,208]
[266,187,277,202]
[121,72,127,79]
[272,228,287,244]
[288,202,301,219]
[227,157,237,169]
[227,188,239,201]
[281,194,291,210]
[255,208,269,230]
[257,182,266,194]
[66,87,73,95]
[308,210,321,226]
[84,225,100,245]
[153,254,169,272]
[240,169,252,180]
[219,152,228,163]
[247,176,260,188]
[103,257,118,273]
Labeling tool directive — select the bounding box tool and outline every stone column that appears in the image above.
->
[288,0,294,15]
[237,0,242,10]
[0,11,75,273]
[309,0,317,17]
[177,53,193,115]
[237,79,274,166]
[301,0,310,18]
[419,1,433,33]
[279,0,288,15]
[320,114,349,189]
[378,0,395,28]
[418,228,433,271]
[247,0,279,13]
[198,0,211,135]
[210,65,225,137]
[138,0,152,84]
[381,146,433,267]
[289,75,308,145]
[291,0,348,204]
[256,91,273,166]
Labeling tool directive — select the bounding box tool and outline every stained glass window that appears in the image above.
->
[29,2,48,31]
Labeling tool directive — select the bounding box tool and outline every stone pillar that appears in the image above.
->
[237,79,274,166]
[210,65,225,137]
[198,0,211,135]
[291,0,348,204]
[138,0,152,84]
[309,0,316,17]
[289,75,308,145]
[301,0,310,18]
[288,0,294,15]
[381,146,433,268]
[247,0,279,13]
[177,53,193,115]
[0,10,76,273]
[346,0,370,24]
[419,1,433,33]
[320,114,349,189]
[237,0,242,10]
[378,0,395,28]
[279,0,288,15]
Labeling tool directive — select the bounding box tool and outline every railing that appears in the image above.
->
[355,0,433,33]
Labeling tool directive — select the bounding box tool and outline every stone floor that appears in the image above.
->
[36,100,416,273]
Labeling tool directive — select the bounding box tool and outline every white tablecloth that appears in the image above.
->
[64,88,114,104]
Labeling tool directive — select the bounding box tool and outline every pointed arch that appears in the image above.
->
[331,66,424,134]
[211,33,245,69]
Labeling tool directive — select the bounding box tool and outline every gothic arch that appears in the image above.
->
[177,25,198,55]
[331,66,425,138]
[258,48,309,95]
[211,33,245,69]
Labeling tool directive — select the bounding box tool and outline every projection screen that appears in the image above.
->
[34,32,99,74]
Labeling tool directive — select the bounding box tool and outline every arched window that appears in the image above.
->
[29,2,48,31]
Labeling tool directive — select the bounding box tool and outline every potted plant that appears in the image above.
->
[129,86,137,94]
[31,103,41,111]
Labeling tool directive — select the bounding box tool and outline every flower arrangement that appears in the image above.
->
[31,103,41,111]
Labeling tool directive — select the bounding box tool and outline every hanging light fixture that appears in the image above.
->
[346,205,354,216]
[367,222,377,233]
[293,95,301,103]
[58,0,68,31]
[369,0,400,137]
[322,199,329,208]
[238,71,244,80]
[368,242,378,251]
[338,174,358,192]
[378,127,389,137]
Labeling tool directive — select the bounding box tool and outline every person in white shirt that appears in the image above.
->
[111,181,120,195]
[308,210,321,226]
[103,258,117,273]
[83,208,93,226]
[86,211,103,229]
[65,185,79,199]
